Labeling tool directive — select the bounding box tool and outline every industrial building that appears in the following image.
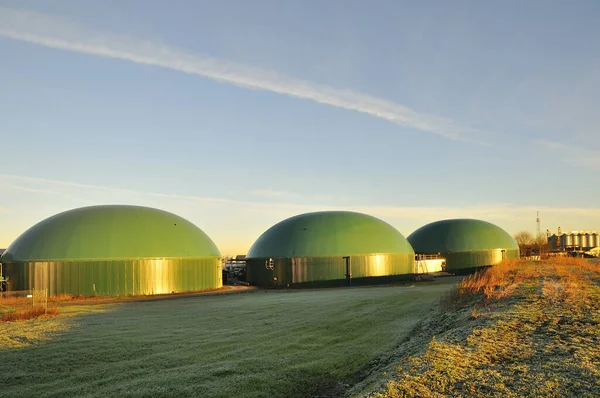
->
[0,205,222,296]
[407,219,519,274]
[547,229,600,252]
[245,211,415,287]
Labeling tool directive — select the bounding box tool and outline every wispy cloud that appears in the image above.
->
[537,140,600,170]
[2,173,599,230]
[0,174,238,205]
[249,189,293,199]
[0,7,490,144]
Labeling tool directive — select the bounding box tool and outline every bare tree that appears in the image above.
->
[514,231,549,257]
[514,231,534,246]
[534,233,547,247]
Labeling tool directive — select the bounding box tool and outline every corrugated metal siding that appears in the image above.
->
[444,249,520,272]
[3,257,222,296]
[247,253,415,287]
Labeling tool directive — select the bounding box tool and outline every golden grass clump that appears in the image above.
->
[2,306,59,322]
[375,258,600,398]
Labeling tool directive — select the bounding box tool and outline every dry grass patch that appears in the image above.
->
[2,306,59,322]
[369,259,600,398]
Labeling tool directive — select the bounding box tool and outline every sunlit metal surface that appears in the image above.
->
[407,219,520,272]
[2,257,222,296]
[442,249,520,272]
[247,253,415,287]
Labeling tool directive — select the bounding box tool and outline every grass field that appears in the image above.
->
[367,258,600,398]
[0,279,458,398]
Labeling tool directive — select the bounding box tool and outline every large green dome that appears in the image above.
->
[407,219,518,253]
[1,205,221,262]
[247,211,414,258]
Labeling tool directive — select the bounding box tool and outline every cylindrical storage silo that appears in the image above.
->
[572,233,580,248]
[0,205,222,296]
[581,232,593,248]
[564,234,573,248]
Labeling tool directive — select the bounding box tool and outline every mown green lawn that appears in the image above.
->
[0,280,457,398]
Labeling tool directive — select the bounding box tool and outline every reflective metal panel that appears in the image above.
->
[564,234,573,247]
[247,253,415,287]
[2,257,222,296]
[580,233,589,249]
[444,249,520,272]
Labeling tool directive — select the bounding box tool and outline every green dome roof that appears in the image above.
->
[247,211,414,258]
[1,205,221,262]
[407,219,518,253]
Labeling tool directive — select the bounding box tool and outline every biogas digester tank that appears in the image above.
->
[246,211,415,287]
[408,218,519,274]
[0,205,222,296]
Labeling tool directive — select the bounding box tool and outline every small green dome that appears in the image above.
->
[247,211,414,258]
[407,219,518,253]
[1,205,220,262]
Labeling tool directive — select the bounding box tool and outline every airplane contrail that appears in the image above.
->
[0,7,489,143]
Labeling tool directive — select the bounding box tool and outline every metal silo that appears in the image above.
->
[572,233,581,248]
[592,233,600,248]
[564,233,573,249]
[407,219,519,274]
[246,211,415,287]
[0,205,222,296]
[549,235,558,250]
[581,233,590,249]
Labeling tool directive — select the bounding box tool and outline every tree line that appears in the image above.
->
[513,231,550,257]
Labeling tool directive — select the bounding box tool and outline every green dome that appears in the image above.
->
[407,219,518,253]
[247,211,414,258]
[1,205,221,262]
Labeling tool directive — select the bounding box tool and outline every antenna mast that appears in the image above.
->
[536,211,541,237]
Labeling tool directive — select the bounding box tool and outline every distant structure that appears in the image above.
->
[547,228,600,252]
[536,211,541,237]
[408,219,520,274]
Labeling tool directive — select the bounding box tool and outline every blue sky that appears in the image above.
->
[1,1,599,255]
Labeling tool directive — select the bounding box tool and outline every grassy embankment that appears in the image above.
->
[0,279,458,398]
[361,258,600,397]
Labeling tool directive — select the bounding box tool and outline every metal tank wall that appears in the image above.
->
[580,233,588,249]
[442,249,520,273]
[247,253,415,287]
[0,205,223,296]
[564,234,573,248]
[554,236,559,250]
[407,219,520,273]
[2,257,222,296]
[245,211,416,287]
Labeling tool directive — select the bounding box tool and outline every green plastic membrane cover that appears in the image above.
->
[407,218,518,253]
[1,205,221,262]
[247,211,414,258]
